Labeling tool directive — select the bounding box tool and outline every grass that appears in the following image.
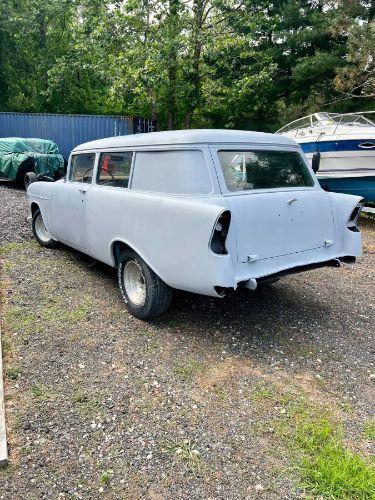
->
[74,398,103,417]
[30,384,57,402]
[173,358,205,381]
[295,416,375,499]
[2,261,12,272]
[251,386,375,499]
[100,470,112,485]
[5,299,92,336]
[166,439,202,472]
[41,301,91,323]
[72,390,89,404]
[6,366,21,380]
[5,307,34,331]
[364,418,375,441]
[31,384,45,398]
[251,382,274,401]
[212,384,229,401]
[1,336,13,355]
[0,242,30,255]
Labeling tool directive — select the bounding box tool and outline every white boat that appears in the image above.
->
[277,112,375,202]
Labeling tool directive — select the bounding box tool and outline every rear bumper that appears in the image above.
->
[211,254,358,296]
[255,257,354,284]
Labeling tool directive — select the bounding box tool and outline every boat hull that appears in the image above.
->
[303,148,375,203]
[304,150,375,178]
[316,176,375,203]
[277,112,375,202]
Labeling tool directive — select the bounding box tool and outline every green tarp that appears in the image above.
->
[0,137,64,181]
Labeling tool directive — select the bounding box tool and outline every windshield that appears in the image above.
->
[218,150,314,192]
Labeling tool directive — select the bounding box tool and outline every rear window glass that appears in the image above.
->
[131,150,211,194]
[218,150,314,191]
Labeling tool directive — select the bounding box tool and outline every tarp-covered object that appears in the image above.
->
[0,137,64,181]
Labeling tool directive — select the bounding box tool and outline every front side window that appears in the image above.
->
[97,152,133,188]
[131,150,211,194]
[218,150,314,192]
[69,154,95,183]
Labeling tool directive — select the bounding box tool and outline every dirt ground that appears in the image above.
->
[0,184,374,499]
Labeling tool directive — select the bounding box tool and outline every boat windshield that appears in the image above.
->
[328,113,375,127]
[277,112,375,134]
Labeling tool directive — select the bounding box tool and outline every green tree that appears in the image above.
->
[0,0,374,129]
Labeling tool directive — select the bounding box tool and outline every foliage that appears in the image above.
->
[0,0,374,130]
[294,416,375,499]
[364,418,375,441]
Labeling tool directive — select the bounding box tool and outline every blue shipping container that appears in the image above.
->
[0,112,155,159]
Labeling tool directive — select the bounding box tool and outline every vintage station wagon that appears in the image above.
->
[27,130,363,318]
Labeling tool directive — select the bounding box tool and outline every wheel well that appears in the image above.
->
[16,157,35,185]
[30,202,39,216]
[112,240,132,267]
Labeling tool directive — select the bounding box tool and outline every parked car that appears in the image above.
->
[27,130,363,319]
[0,137,65,189]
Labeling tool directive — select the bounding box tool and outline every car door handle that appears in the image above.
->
[287,198,298,205]
[78,189,87,194]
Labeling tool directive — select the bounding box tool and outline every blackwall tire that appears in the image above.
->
[16,158,34,188]
[32,209,58,249]
[24,171,38,190]
[117,249,172,319]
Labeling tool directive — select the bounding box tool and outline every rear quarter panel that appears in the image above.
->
[84,187,236,295]
[327,191,363,258]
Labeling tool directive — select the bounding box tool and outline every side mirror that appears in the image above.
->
[311,152,320,173]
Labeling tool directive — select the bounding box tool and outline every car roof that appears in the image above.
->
[72,129,297,152]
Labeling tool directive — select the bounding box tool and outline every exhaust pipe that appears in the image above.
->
[244,278,257,291]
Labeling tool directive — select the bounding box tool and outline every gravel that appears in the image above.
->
[0,184,374,499]
[0,185,31,244]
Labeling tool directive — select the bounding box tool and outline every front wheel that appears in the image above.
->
[117,249,172,319]
[24,171,38,190]
[32,209,58,248]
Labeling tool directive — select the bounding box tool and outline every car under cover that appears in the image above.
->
[0,137,64,181]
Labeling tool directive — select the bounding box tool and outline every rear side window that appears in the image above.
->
[97,152,133,188]
[218,150,314,191]
[131,150,211,194]
[69,154,95,183]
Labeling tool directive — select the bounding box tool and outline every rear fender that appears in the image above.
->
[327,192,363,257]
[90,192,235,295]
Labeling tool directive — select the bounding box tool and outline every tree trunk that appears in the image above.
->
[184,0,204,129]
[184,111,192,129]
[166,0,179,130]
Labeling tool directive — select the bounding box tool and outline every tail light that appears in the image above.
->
[347,200,364,232]
[210,210,231,254]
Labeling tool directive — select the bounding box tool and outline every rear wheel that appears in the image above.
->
[32,209,58,248]
[117,249,172,319]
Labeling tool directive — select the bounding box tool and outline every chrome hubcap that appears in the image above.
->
[35,214,51,243]
[123,260,146,306]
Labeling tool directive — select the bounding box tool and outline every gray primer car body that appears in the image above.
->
[27,129,362,309]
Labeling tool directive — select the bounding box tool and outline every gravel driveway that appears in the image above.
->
[0,184,374,499]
